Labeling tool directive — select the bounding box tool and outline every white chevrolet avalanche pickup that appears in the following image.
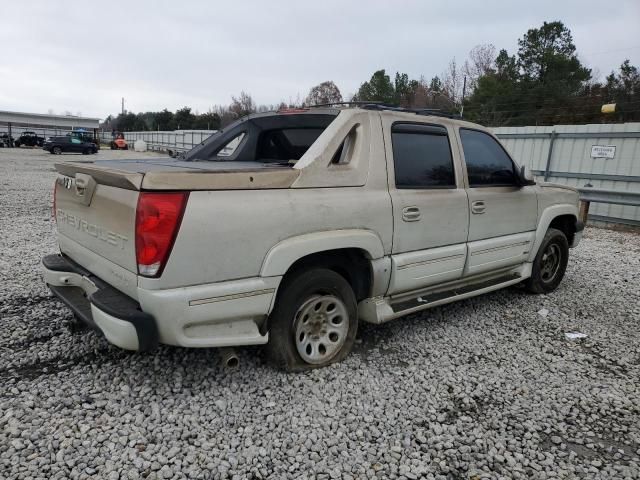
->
[43,105,583,370]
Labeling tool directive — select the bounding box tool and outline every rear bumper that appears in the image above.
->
[43,253,277,350]
[43,254,158,351]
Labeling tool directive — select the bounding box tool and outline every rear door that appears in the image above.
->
[457,128,537,276]
[384,118,469,295]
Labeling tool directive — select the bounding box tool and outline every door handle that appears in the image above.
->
[402,206,421,222]
[471,200,486,214]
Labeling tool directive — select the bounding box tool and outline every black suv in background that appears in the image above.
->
[43,136,98,155]
[15,131,45,147]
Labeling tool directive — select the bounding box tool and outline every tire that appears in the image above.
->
[14,141,20,148]
[52,146,62,155]
[525,228,569,294]
[82,148,90,155]
[266,268,358,371]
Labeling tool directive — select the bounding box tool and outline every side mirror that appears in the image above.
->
[519,165,536,186]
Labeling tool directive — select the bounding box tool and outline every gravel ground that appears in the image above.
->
[1,147,639,480]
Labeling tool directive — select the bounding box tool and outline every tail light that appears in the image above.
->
[135,192,188,277]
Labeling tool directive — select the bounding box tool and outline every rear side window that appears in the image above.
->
[391,123,456,189]
[460,129,517,187]
[217,132,245,157]
[258,128,325,161]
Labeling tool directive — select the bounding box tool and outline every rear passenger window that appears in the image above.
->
[217,132,245,157]
[391,123,455,189]
[460,129,517,187]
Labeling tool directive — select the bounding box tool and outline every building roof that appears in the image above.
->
[0,110,101,129]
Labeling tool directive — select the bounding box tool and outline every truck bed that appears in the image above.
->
[55,158,300,191]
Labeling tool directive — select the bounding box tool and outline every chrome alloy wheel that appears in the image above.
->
[293,295,349,364]
[540,243,561,282]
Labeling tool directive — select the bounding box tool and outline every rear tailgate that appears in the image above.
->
[54,162,143,299]
[55,170,139,273]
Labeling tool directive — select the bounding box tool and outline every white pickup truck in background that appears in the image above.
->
[43,105,583,370]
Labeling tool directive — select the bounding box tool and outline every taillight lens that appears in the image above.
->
[135,192,188,277]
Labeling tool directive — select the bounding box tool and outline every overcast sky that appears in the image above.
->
[1,0,639,119]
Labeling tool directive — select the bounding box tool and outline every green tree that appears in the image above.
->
[155,109,176,130]
[464,21,592,126]
[354,69,396,104]
[175,107,195,130]
[604,60,640,122]
[516,21,591,123]
[517,21,586,81]
[192,111,222,130]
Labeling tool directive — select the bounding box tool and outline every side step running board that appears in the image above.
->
[391,273,521,314]
[358,269,528,325]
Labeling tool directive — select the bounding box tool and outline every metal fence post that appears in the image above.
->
[543,131,557,181]
[579,200,591,225]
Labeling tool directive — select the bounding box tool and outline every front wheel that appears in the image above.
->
[266,268,358,371]
[52,146,62,155]
[525,228,569,294]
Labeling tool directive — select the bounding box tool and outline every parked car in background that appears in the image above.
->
[69,131,100,150]
[0,133,14,147]
[14,131,45,147]
[43,136,98,155]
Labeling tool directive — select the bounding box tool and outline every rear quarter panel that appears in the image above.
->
[140,186,393,290]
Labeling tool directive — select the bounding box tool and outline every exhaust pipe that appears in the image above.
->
[219,347,239,368]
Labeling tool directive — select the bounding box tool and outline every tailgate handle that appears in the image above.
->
[74,173,97,206]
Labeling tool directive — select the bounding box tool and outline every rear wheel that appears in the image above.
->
[52,146,62,155]
[525,228,569,294]
[82,148,90,155]
[266,268,358,371]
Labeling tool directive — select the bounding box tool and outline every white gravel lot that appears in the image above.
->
[1,147,639,480]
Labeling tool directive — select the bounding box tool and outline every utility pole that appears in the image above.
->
[121,97,125,115]
[460,76,467,119]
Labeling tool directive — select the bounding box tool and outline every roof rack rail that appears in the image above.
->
[361,104,462,120]
[307,101,385,108]
[306,102,463,120]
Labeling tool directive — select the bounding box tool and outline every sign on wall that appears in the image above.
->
[590,145,616,159]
